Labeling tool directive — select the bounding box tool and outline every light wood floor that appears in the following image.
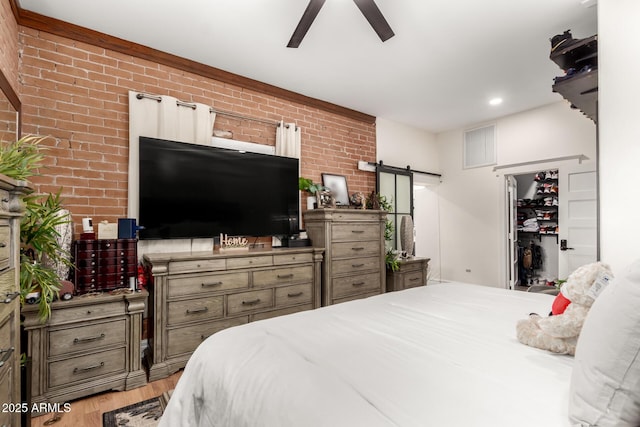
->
[30,371,182,427]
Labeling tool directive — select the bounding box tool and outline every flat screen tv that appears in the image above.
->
[138,136,299,240]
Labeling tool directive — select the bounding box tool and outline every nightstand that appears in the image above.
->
[22,290,147,416]
[386,257,430,292]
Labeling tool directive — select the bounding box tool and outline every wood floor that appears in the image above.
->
[30,371,182,427]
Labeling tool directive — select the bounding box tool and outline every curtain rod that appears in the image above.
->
[135,92,285,127]
[369,161,442,178]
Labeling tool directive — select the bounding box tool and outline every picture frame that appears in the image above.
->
[321,173,350,207]
[316,190,336,208]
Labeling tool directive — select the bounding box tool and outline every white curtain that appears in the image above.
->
[128,91,216,219]
[275,121,301,159]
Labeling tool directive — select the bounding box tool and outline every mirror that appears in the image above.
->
[0,67,21,142]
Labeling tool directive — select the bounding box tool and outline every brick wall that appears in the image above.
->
[0,0,19,92]
[18,27,377,235]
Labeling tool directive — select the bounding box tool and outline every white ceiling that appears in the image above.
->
[18,0,597,133]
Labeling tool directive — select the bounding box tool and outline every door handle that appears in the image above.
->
[560,239,574,251]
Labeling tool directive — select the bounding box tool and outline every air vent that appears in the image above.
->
[464,124,496,169]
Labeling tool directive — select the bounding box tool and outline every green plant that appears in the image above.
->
[366,192,399,271]
[0,135,71,321]
[298,177,326,194]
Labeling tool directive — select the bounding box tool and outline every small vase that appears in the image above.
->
[306,196,316,210]
[400,215,414,257]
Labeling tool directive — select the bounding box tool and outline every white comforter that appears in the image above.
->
[160,282,573,427]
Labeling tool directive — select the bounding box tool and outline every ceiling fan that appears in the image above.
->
[287,0,395,48]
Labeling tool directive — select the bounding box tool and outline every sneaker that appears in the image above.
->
[550,30,576,53]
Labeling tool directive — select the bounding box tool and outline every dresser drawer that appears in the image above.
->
[48,347,126,389]
[166,317,248,357]
[48,301,124,325]
[167,271,249,298]
[227,289,274,315]
[0,223,10,270]
[403,270,425,289]
[332,256,380,275]
[48,319,126,357]
[331,223,380,242]
[273,252,313,265]
[331,240,380,259]
[0,268,15,321]
[253,265,313,287]
[332,272,381,300]
[0,314,15,379]
[252,304,313,322]
[330,212,381,222]
[275,283,313,308]
[167,296,224,326]
[226,255,272,269]
[169,259,226,274]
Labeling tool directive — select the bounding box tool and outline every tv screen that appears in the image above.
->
[138,136,299,240]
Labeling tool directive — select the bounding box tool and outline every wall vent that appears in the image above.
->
[464,124,496,169]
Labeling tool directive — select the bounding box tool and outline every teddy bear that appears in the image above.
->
[516,262,613,355]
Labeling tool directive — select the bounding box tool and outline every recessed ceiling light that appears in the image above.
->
[489,97,503,106]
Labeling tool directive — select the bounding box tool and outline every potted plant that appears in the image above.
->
[0,135,72,321]
[299,177,326,210]
[366,192,400,271]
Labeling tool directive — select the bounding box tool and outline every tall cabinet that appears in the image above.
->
[0,174,30,427]
[303,209,387,305]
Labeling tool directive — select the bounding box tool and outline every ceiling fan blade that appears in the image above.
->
[353,0,395,42]
[287,0,327,48]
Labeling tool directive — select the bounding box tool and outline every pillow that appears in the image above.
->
[569,259,640,426]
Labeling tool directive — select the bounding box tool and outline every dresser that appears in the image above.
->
[0,174,29,427]
[386,257,430,292]
[73,238,138,294]
[22,291,147,415]
[143,247,324,381]
[303,209,387,306]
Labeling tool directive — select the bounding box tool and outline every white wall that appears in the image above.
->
[598,0,640,274]
[376,118,442,280]
[436,102,596,287]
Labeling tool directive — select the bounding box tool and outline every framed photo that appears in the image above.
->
[321,173,350,207]
[316,190,336,208]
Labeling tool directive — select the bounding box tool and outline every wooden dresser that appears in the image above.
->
[386,257,430,292]
[143,247,324,381]
[0,174,29,427]
[22,291,147,415]
[303,209,387,306]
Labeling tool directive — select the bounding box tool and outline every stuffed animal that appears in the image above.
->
[516,262,613,355]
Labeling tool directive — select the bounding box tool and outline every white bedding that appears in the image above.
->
[160,282,574,427]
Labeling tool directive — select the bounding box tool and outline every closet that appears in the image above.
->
[514,170,559,287]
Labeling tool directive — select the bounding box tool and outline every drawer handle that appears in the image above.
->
[73,361,104,374]
[0,347,14,368]
[3,292,20,304]
[287,292,303,298]
[352,263,364,268]
[351,247,365,251]
[242,298,261,306]
[74,333,106,344]
[186,307,208,314]
[351,230,365,234]
[352,281,365,287]
[202,281,223,287]
[0,242,6,248]
[277,274,294,279]
[409,277,420,282]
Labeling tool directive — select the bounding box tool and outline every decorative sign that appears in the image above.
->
[219,233,249,252]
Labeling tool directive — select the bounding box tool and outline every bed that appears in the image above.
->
[160,282,578,426]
